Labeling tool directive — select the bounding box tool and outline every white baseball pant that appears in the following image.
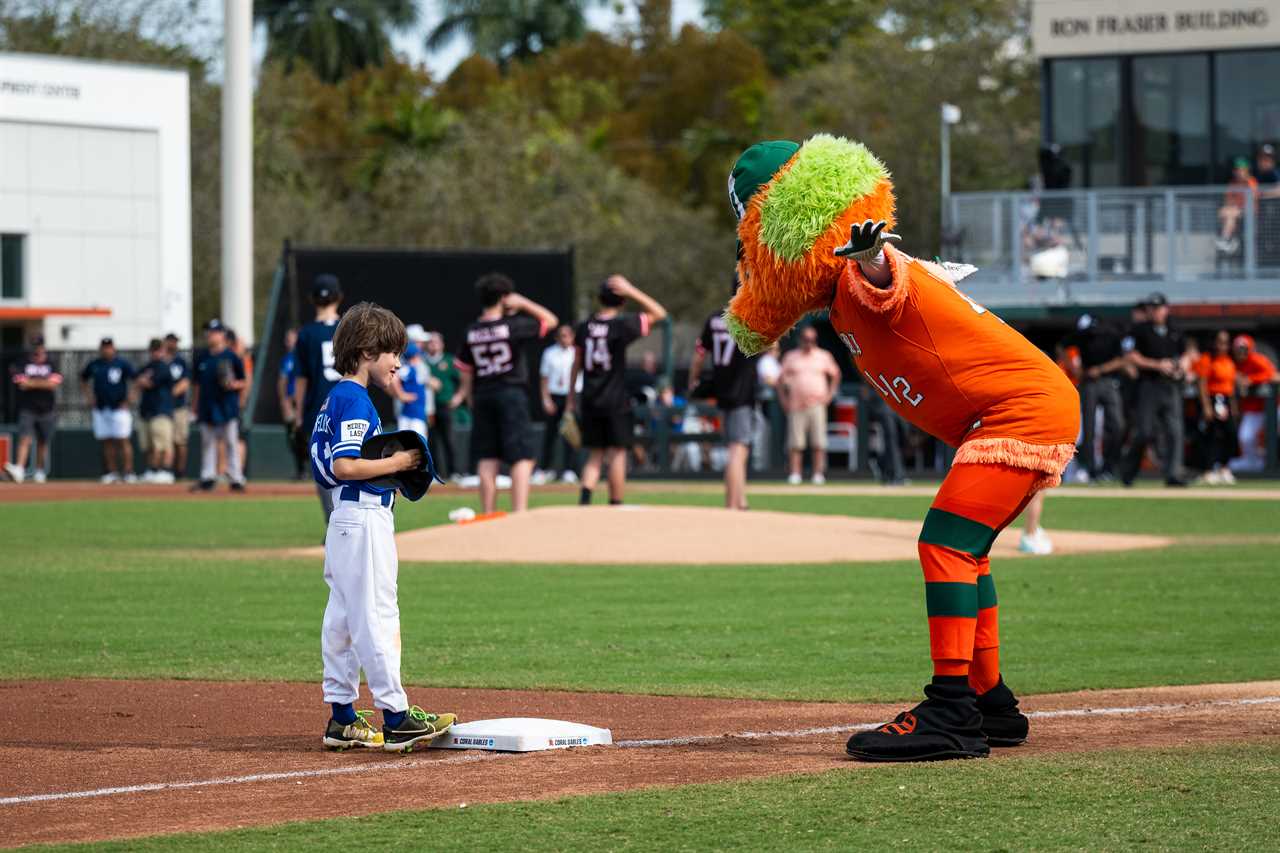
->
[321,499,408,712]
[199,420,243,484]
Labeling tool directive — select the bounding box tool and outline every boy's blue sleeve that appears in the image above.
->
[330,396,372,460]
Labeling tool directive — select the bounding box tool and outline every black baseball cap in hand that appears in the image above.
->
[360,430,443,501]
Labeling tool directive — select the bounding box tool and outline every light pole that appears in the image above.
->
[940,103,961,254]
[222,0,253,344]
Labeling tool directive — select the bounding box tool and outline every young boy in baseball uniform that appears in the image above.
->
[310,302,457,752]
[725,136,1078,762]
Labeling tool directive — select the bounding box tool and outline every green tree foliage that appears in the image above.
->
[253,0,418,83]
[427,0,602,68]
[703,0,884,76]
[763,0,1039,257]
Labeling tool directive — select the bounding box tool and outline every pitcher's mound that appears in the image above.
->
[371,506,1171,565]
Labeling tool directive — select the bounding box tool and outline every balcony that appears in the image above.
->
[947,186,1280,308]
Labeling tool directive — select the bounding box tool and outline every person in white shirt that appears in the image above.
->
[539,324,582,481]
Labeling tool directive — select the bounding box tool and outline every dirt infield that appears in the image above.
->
[288,505,1171,565]
[1,679,1277,848]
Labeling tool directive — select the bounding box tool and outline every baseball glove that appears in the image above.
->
[559,411,582,449]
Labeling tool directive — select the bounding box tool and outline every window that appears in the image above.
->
[1131,54,1211,186]
[1,234,24,300]
[1050,58,1122,187]
[1214,49,1280,182]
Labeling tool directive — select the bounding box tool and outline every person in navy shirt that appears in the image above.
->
[277,327,307,479]
[80,337,137,483]
[293,274,344,523]
[164,333,192,479]
[191,319,247,492]
[137,338,183,483]
[309,301,458,752]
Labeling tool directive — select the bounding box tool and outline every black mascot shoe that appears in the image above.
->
[846,678,989,762]
[976,677,1029,747]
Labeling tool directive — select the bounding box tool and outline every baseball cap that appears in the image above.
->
[204,318,225,331]
[1146,292,1168,307]
[1234,156,1251,170]
[30,334,45,347]
[1260,144,1276,157]
[728,140,800,220]
[99,336,114,347]
[404,342,420,359]
[312,274,342,301]
[598,278,626,307]
[405,323,428,343]
[1076,313,1094,331]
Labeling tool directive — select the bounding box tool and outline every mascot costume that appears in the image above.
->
[726,135,1079,762]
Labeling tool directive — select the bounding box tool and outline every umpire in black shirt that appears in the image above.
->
[1072,314,1130,481]
[1121,294,1188,487]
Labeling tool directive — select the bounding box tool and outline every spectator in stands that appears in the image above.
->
[191,319,247,492]
[1230,334,1277,473]
[424,330,461,478]
[392,340,435,443]
[1255,145,1280,265]
[277,328,306,479]
[81,337,137,483]
[5,335,61,483]
[226,329,253,474]
[1217,158,1258,254]
[779,326,841,485]
[1121,294,1189,487]
[539,324,580,483]
[1072,314,1131,482]
[164,334,191,479]
[136,338,180,484]
[1255,144,1280,195]
[1197,330,1239,485]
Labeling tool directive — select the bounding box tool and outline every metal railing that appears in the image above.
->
[948,185,1280,307]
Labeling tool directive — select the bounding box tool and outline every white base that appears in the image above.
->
[428,718,613,752]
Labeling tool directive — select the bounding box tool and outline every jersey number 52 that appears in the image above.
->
[472,342,513,377]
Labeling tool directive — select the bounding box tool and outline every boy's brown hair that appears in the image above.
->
[332,302,408,376]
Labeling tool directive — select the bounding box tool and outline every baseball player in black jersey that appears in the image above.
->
[454,273,558,514]
[293,275,344,524]
[567,275,667,506]
[689,276,759,511]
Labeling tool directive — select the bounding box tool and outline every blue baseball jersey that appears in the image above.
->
[280,350,298,399]
[139,358,175,418]
[168,356,190,407]
[193,348,245,425]
[294,319,340,428]
[80,356,136,410]
[309,380,392,497]
[400,358,428,420]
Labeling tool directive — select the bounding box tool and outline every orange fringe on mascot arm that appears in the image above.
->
[725,135,1079,763]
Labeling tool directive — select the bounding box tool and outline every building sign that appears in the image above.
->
[0,79,81,99]
[1033,0,1280,57]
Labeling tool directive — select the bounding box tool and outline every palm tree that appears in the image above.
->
[427,0,600,68]
[254,0,419,83]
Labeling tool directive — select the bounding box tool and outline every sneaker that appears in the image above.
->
[976,678,1028,747]
[1165,477,1189,488]
[1219,468,1237,485]
[531,469,549,485]
[4,462,24,484]
[141,470,157,483]
[787,473,802,485]
[382,706,457,753]
[123,473,138,484]
[561,470,579,484]
[495,474,513,489]
[1200,469,1223,486]
[153,470,175,484]
[323,710,384,750]
[32,470,46,484]
[230,481,246,493]
[811,473,826,486]
[846,680,989,762]
[1018,527,1054,555]
[189,479,216,492]
[100,472,121,484]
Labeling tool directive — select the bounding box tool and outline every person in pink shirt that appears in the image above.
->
[779,326,842,484]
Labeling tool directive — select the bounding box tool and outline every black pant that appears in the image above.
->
[1124,379,1184,482]
[866,393,905,483]
[539,394,576,475]
[430,404,457,477]
[286,421,308,478]
[1079,376,1125,476]
[1205,405,1238,469]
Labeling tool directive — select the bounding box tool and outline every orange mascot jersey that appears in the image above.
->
[829,245,1079,489]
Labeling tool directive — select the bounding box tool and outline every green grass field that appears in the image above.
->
[3,483,1278,850]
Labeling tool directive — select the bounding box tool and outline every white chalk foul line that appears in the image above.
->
[3,696,1277,807]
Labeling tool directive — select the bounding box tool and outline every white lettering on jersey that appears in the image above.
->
[321,340,341,382]
[340,419,370,443]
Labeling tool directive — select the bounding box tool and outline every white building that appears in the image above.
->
[0,52,191,353]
